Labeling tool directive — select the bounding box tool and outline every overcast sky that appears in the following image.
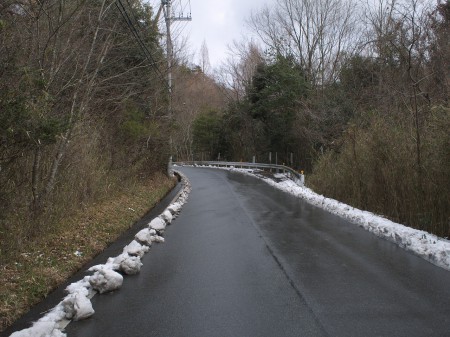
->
[185,0,273,68]
[148,0,274,69]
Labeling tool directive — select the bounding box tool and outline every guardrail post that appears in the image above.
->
[275,153,278,173]
[167,156,173,176]
[269,152,272,172]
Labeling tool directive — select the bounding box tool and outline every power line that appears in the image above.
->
[115,0,165,81]
[124,0,159,54]
[116,0,158,66]
[176,0,192,20]
[161,0,192,94]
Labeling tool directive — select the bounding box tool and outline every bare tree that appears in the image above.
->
[248,0,358,88]
[0,0,167,212]
[217,39,264,101]
[25,0,120,208]
[362,0,438,190]
[199,39,211,74]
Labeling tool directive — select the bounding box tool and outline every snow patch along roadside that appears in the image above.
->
[209,165,450,271]
[265,176,450,271]
[9,171,191,337]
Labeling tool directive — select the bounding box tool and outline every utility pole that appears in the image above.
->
[155,0,191,164]
[163,0,173,98]
[156,0,192,115]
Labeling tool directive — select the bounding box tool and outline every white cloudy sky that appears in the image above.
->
[184,0,273,68]
[148,0,275,69]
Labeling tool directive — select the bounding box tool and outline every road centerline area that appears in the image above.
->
[222,169,329,334]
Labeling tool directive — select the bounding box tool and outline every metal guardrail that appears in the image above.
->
[172,161,305,186]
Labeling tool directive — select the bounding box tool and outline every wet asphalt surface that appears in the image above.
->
[4,167,450,337]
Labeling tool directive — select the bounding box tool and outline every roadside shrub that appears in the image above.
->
[309,109,450,237]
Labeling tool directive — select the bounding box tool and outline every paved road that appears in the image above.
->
[5,167,450,336]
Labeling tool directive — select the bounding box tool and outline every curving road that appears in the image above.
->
[6,167,450,337]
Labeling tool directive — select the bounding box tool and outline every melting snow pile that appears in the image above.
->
[10,171,191,337]
[134,228,155,246]
[226,167,450,271]
[148,217,167,233]
[62,278,95,321]
[88,265,124,294]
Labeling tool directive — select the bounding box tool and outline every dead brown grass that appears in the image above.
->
[0,173,176,332]
[309,108,450,238]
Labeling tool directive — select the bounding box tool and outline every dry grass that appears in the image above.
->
[0,173,175,332]
[309,109,450,238]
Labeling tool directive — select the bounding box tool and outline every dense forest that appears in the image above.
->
[0,0,175,257]
[188,0,449,238]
